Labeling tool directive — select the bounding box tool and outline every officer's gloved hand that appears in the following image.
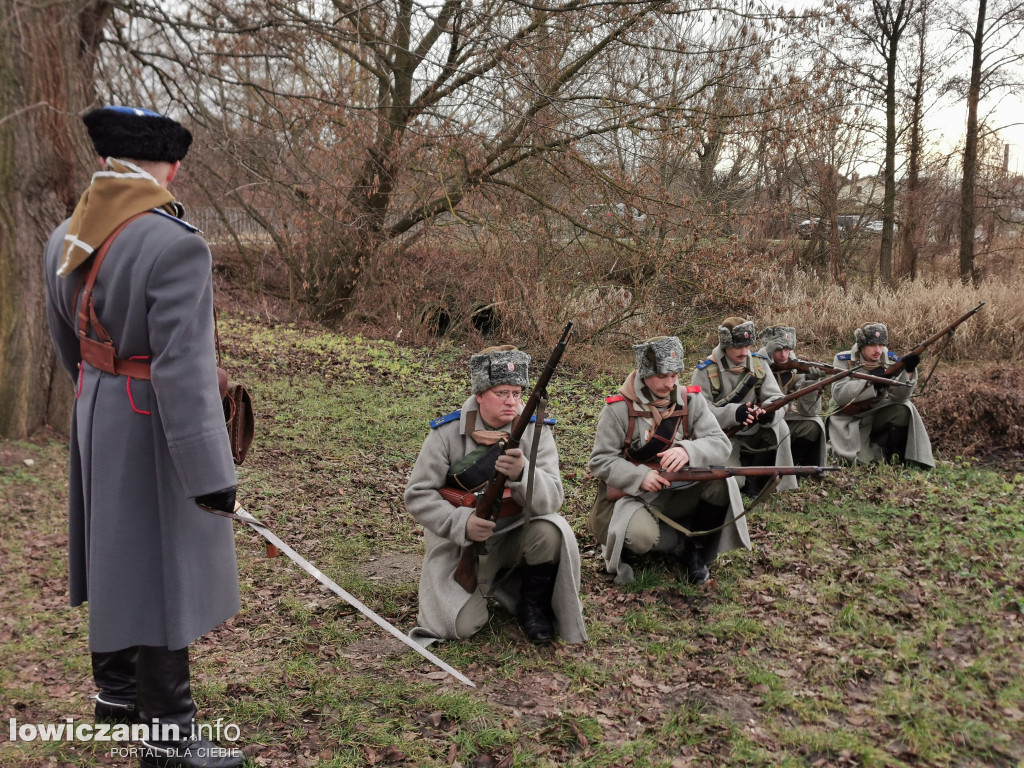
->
[735,403,754,426]
[902,353,920,374]
[757,408,774,424]
[195,487,237,515]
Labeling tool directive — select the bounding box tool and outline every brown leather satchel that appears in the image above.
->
[214,345,254,466]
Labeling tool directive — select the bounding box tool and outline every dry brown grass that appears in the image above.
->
[214,223,1022,374]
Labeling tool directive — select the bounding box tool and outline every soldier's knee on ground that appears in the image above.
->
[623,507,660,555]
[455,595,490,639]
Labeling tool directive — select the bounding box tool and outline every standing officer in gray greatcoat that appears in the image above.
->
[44,106,243,767]
[405,346,587,647]
[756,326,827,466]
[827,322,934,468]
[690,318,798,497]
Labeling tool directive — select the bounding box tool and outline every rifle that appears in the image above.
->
[883,302,985,377]
[771,358,909,388]
[724,365,865,437]
[453,321,573,593]
[606,465,839,502]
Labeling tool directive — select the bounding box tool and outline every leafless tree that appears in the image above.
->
[947,0,1024,285]
[0,1,111,439]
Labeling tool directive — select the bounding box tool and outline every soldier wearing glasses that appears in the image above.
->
[405,346,586,646]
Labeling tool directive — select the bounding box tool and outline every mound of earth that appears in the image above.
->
[915,365,1024,462]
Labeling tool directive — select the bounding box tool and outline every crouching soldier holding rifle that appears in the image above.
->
[405,328,587,646]
[588,336,752,586]
[828,321,938,468]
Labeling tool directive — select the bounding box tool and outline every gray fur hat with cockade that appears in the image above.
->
[633,336,686,380]
[854,323,888,350]
[760,326,797,356]
[470,345,531,393]
[718,320,757,349]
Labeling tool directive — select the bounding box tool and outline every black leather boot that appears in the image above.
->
[790,438,817,467]
[517,563,558,645]
[883,426,909,463]
[137,646,243,768]
[92,647,139,724]
[680,538,710,583]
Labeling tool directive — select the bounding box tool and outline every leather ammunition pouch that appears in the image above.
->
[438,486,522,519]
[838,397,881,416]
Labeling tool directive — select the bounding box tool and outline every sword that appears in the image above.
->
[217,502,475,687]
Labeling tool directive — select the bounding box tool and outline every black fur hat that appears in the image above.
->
[82,106,192,163]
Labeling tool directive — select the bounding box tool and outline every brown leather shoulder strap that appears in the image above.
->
[77,214,152,380]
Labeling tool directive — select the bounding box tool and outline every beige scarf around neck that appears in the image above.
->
[57,158,177,277]
[618,370,678,429]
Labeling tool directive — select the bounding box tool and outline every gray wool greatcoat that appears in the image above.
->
[405,395,586,645]
[44,210,240,653]
[827,347,935,467]
[755,345,827,466]
[588,385,751,584]
[690,346,798,491]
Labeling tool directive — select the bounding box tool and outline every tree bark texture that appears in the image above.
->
[959,0,986,286]
[0,0,110,438]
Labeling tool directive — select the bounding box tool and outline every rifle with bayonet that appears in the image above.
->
[883,301,985,378]
[837,302,985,415]
[453,321,573,593]
[771,358,910,387]
[606,464,840,502]
[724,365,866,437]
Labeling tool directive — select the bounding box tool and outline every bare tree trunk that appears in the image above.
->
[879,28,899,287]
[959,0,986,286]
[901,3,928,281]
[0,0,111,438]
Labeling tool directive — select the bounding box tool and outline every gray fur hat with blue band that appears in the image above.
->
[718,320,757,349]
[633,336,686,380]
[470,346,531,393]
[854,323,888,350]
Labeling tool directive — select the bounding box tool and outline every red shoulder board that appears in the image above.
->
[606,395,625,403]
[687,385,701,393]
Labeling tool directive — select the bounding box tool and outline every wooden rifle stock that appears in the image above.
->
[724,365,864,437]
[883,302,985,377]
[453,322,573,593]
[605,465,839,502]
[772,359,908,387]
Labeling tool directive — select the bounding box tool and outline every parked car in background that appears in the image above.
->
[798,218,820,239]
[837,215,861,236]
[798,215,861,240]
[579,203,648,236]
[862,220,898,235]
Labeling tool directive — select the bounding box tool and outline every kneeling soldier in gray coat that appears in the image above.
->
[757,326,827,467]
[588,337,750,585]
[43,107,242,766]
[691,318,797,497]
[405,346,587,646]
[828,323,934,468]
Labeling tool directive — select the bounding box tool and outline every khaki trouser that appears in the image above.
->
[455,519,561,638]
[623,480,730,555]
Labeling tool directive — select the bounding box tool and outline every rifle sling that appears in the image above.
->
[642,475,781,538]
[713,370,759,407]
